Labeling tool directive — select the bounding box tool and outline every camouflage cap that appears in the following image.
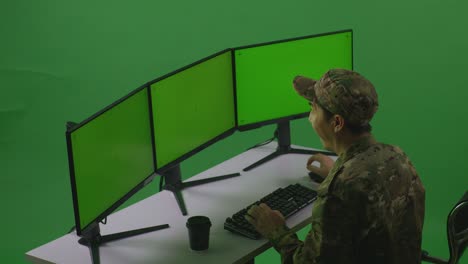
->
[293,68,378,126]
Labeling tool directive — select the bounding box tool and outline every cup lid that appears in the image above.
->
[186,216,211,227]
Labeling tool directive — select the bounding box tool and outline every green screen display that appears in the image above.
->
[70,88,154,231]
[151,51,235,169]
[235,31,353,128]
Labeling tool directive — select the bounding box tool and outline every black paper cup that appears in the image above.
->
[186,216,212,251]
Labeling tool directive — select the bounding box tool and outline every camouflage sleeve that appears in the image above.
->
[270,177,365,264]
[318,185,361,263]
[269,225,309,264]
[267,209,326,263]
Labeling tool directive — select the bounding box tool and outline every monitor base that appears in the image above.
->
[162,165,241,216]
[78,222,169,264]
[242,145,332,171]
[242,121,335,172]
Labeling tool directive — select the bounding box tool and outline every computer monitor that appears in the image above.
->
[66,87,169,264]
[234,29,353,170]
[149,49,240,215]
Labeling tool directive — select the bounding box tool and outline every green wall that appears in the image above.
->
[1,0,467,263]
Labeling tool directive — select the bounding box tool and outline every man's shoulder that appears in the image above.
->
[334,142,412,189]
[364,141,407,157]
[347,142,409,169]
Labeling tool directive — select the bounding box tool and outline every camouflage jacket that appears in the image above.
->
[270,135,426,264]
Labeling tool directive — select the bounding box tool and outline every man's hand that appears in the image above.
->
[245,203,286,239]
[307,153,335,178]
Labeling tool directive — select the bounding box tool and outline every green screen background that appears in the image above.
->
[1,1,467,263]
[150,51,235,169]
[236,31,352,127]
[70,88,154,233]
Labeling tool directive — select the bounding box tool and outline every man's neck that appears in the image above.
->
[333,132,371,156]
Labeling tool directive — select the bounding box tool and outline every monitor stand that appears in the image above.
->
[78,222,170,264]
[243,120,336,171]
[161,165,241,215]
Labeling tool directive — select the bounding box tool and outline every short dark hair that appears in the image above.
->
[321,105,372,135]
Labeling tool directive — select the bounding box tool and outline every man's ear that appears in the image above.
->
[332,115,345,133]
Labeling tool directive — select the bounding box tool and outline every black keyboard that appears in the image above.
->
[224,183,317,239]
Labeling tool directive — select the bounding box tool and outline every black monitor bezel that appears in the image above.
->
[147,48,237,174]
[66,86,157,236]
[232,29,354,131]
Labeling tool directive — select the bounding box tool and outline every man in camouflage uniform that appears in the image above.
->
[246,69,426,264]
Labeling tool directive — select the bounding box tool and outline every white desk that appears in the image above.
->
[26,143,328,264]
